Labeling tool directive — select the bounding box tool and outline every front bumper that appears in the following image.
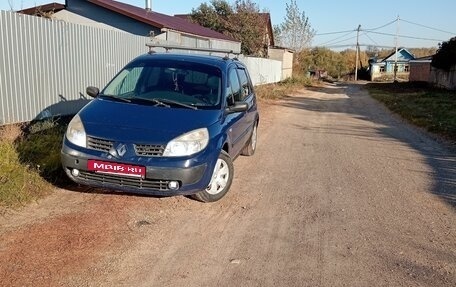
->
[61,142,214,196]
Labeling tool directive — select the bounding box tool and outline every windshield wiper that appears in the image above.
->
[134,97,197,110]
[99,94,131,103]
[156,98,198,110]
[133,97,171,108]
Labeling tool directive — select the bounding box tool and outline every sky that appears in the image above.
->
[3,0,456,50]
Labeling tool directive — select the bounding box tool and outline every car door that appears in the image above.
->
[236,65,257,141]
[225,65,247,157]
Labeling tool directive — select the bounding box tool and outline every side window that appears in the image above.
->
[237,68,252,100]
[227,68,241,105]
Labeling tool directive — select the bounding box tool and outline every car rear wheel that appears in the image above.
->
[192,150,233,202]
[241,122,258,156]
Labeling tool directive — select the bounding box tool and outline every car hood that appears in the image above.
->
[78,98,221,143]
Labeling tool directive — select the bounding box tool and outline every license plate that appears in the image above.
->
[87,160,146,178]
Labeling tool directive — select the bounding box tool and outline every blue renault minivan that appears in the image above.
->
[61,49,258,202]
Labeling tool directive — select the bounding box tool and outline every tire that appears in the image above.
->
[192,150,234,203]
[241,122,258,156]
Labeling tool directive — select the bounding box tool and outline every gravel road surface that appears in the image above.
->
[1,84,455,287]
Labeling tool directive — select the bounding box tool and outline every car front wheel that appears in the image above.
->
[192,150,233,202]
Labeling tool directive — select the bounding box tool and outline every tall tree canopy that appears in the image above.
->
[432,37,456,71]
[190,0,267,56]
[273,0,315,51]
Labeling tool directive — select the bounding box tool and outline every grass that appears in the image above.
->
[255,75,313,100]
[0,118,69,210]
[366,82,456,142]
[0,125,51,209]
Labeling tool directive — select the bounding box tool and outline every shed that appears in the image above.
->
[268,46,294,80]
[409,56,433,82]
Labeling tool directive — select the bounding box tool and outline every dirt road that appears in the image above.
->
[1,84,455,287]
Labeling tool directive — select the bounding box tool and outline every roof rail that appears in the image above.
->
[146,43,240,57]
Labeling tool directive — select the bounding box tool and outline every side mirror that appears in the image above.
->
[86,86,100,98]
[226,102,248,114]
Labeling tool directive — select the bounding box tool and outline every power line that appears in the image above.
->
[400,18,456,35]
[315,29,356,36]
[364,30,446,42]
[318,34,358,46]
[313,17,452,50]
[315,19,397,37]
[321,44,356,48]
[363,32,380,46]
[359,44,395,49]
[320,43,392,48]
[363,19,397,31]
[318,30,356,46]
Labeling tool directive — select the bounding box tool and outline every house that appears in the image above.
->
[18,0,241,52]
[409,55,433,82]
[174,12,274,57]
[369,48,415,81]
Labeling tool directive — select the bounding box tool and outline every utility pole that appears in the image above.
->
[355,24,361,81]
[394,16,399,82]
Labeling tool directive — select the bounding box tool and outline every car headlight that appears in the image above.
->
[66,114,86,148]
[163,128,209,157]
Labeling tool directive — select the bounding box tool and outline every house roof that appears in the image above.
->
[87,0,238,42]
[269,46,295,53]
[382,47,415,62]
[410,55,434,61]
[18,2,65,15]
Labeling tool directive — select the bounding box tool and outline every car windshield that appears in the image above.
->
[102,59,222,109]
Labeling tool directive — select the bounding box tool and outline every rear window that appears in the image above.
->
[102,60,222,109]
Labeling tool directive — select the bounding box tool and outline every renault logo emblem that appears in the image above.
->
[116,144,127,157]
[108,143,127,158]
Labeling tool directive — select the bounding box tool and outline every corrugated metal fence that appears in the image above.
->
[0,11,148,124]
[240,56,282,86]
[0,11,282,125]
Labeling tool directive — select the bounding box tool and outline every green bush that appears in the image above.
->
[16,119,68,183]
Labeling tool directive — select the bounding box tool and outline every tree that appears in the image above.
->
[365,45,380,58]
[432,37,456,71]
[409,47,437,58]
[190,1,231,32]
[340,49,369,70]
[309,47,348,78]
[190,0,267,56]
[273,0,315,51]
[230,0,267,56]
[294,48,371,79]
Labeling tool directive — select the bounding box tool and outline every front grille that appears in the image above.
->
[87,137,113,152]
[134,144,165,157]
[79,171,170,191]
